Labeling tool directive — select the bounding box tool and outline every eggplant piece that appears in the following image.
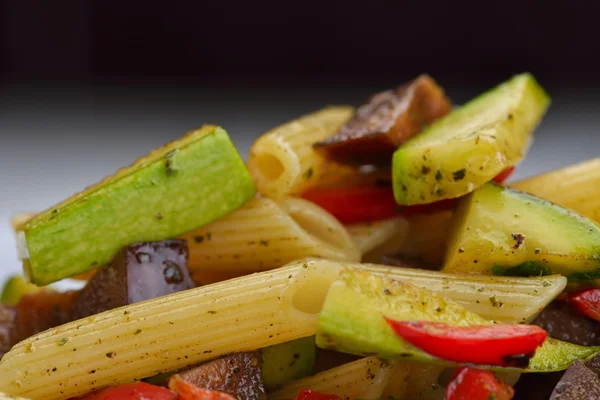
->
[11,290,76,346]
[0,305,16,358]
[314,74,451,165]
[177,351,266,400]
[549,360,600,399]
[71,240,193,320]
[513,372,563,400]
[532,300,600,346]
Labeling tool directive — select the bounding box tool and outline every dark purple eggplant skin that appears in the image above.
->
[71,240,194,320]
[177,351,266,400]
[532,300,600,346]
[549,360,600,399]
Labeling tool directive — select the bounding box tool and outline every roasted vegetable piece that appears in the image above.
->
[261,337,316,391]
[0,276,39,306]
[11,290,76,346]
[176,351,266,400]
[292,389,341,400]
[302,167,514,224]
[80,382,178,400]
[20,125,256,285]
[314,74,451,165]
[316,269,599,372]
[169,375,236,400]
[569,289,600,323]
[532,300,600,347]
[0,306,15,358]
[393,73,550,205]
[71,240,194,320]
[446,367,514,400]
[443,182,600,277]
[385,319,546,367]
[549,360,600,399]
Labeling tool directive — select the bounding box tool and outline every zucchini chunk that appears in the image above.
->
[392,73,550,205]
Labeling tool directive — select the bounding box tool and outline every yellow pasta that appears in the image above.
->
[346,218,410,256]
[510,158,600,222]
[269,357,397,400]
[363,211,453,265]
[247,106,357,198]
[396,363,446,400]
[179,197,360,278]
[0,262,340,399]
[0,259,566,399]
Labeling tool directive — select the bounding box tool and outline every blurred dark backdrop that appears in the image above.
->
[0,1,599,278]
[2,1,600,87]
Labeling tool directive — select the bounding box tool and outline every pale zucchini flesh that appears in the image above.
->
[393,73,550,205]
[22,126,256,285]
[443,182,600,277]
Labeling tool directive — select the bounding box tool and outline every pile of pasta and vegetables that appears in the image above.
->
[1,73,600,400]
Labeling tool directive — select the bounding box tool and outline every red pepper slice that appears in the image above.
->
[168,374,237,400]
[301,167,515,224]
[80,382,178,400]
[570,288,600,322]
[384,319,547,367]
[293,388,341,400]
[492,166,516,183]
[446,367,514,400]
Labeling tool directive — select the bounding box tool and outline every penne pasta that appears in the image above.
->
[379,362,412,399]
[179,197,360,278]
[0,394,29,400]
[396,364,446,400]
[247,106,357,198]
[0,262,340,399]
[0,259,566,399]
[269,357,396,400]
[363,211,453,265]
[346,218,410,256]
[510,158,600,222]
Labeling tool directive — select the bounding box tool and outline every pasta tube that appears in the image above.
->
[269,357,397,400]
[179,197,360,278]
[0,260,565,399]
[510,158,600,222]
[346,218,410,256]
[247,106,357,198]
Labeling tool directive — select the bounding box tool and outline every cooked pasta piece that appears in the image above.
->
[395,364,446,400]
[269,357,397,400]
[0,394,29,400]
[0,259,565,399]
[363,211,452,265]
[346,218,409,256]
[510,158,600,222]
[0,262,341,400]
[379,362,412,399]
[179,197,360,278]
[247,106,357,198]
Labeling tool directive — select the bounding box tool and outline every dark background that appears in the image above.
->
[1,1,599,279]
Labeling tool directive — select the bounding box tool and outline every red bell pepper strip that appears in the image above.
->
[384,319,547,367]
[293,388,341,400]
[570,288,600,322]
[80,382,178,400]
[168,375,237,400]
[446,367,514,400]
[492,166,516,183]
[301,167,515,224]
